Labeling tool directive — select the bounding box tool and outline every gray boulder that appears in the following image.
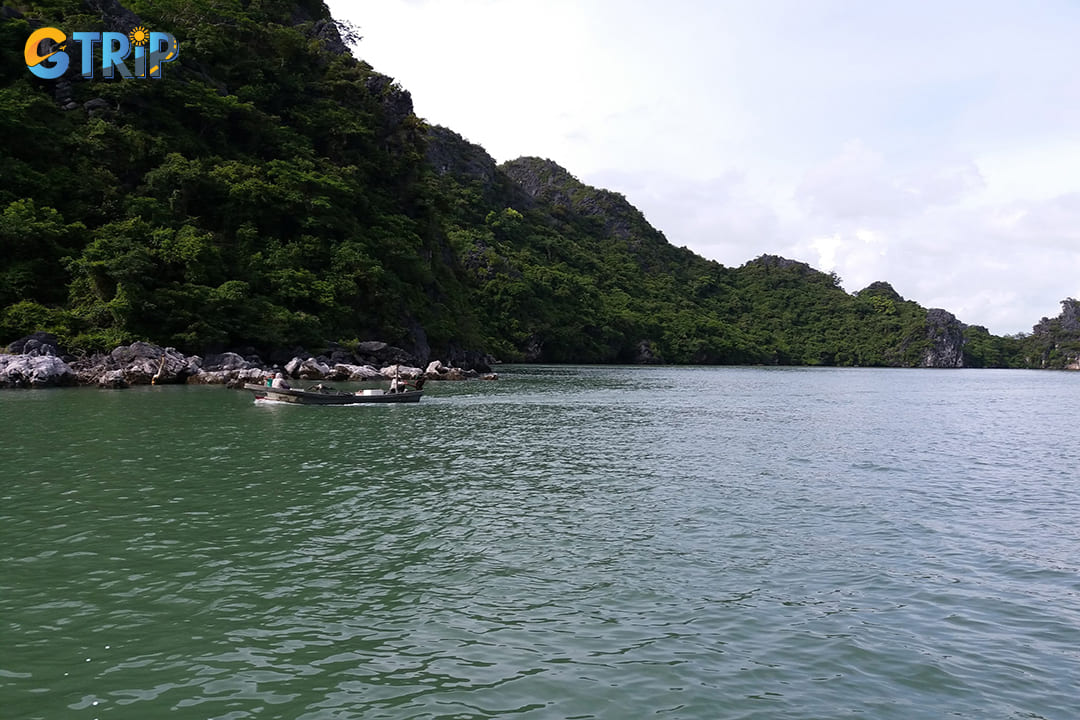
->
[203,352,251,372]
[284,357,304,377]
[326,363,382,381]
[73,342,194,385]
[423,360,468,381]
[381,364,422,379]
[7,332,64,358]
[235,368,271,383]
[349,364,383,381]
[445,344,496,373]
[297,358,331,379]
[0,354,77,388]
[187,370,233,385]
[188,367,271,385]
[97,369,129,389]
[354,341,418,368]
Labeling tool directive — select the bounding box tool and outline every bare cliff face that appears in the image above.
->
[922,309,966,368]
[425,126,498,186]
[1033,298,1080,336]
[499,157,661,248]
[1029,298,1080,369]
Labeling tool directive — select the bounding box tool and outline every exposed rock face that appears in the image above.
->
[922,309,966,368]
[97,369,129,389]
[501,157,577,208]
[0,354,77,388]
[364,74,414,134]
[1061,299,1080,333]
[284,356,304,376]
[320,342,357,366]
[857,281,904,302]
[380,364,423,379]
[352,341,418,369]
[1030,298,1080,369]
[445,344,495,373]
[406,323,432,368]
[499,156,686,266]
[501,157,653,244]
[289,1,350,57]
[297,358,331,379]
[72,342,197,385]
[202,352,254,372]
[113,342,195,382]
[423,127,534,215]
[1,330,494,388]
[424,360,472,381]
[7,332,65,357]
[187,368,270,385]
[307,19,349,56]
[745,254,824,278]
[1033,298,1080,336]
[326,363,382,381]
[269,346,310,367]
[634,340,663,365]
[187,352,268,385]
[523,335,544,363]
[425,126,499,186]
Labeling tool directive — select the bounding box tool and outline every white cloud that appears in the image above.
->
[327,0,1080,335]
[796,140,986,220]
[585,169,785,265]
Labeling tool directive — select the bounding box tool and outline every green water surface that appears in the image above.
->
[3,366,1079,719]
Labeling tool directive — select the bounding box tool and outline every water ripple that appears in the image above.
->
[3,371,1080,718]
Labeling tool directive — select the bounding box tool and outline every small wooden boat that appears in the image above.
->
[243,383,423,405]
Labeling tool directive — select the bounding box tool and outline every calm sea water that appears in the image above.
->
[2,366,1079,719]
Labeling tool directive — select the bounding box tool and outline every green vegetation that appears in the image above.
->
[1013,299,1080,369]
[2,0,457,355]
[0,0,1073,368]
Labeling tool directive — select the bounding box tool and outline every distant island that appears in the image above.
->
[2,0,1078,371]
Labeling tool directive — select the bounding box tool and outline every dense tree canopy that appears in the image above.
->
[0,0,1070,368]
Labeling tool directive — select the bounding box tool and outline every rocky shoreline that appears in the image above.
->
[0,333,497,389]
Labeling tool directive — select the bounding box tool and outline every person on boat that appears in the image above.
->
[388,375,403,393]
[271,372,291,390]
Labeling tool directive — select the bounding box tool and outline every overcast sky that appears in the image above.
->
[325,0,1080,335]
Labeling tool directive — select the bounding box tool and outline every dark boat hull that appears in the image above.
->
[243,383,422,405]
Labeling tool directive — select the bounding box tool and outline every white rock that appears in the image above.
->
[97,369,128,388]
[284,356,303,377]
[0,354,77,388]
[381,364,422,379]
[186,370,232,385]
[350,364,384,380]
[299,358,331,379]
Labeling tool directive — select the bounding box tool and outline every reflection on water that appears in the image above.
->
[2,368,1080,719]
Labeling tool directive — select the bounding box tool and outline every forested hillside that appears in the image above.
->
[1,0,1075,368]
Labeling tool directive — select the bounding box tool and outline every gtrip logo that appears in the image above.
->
[25,26,179,80]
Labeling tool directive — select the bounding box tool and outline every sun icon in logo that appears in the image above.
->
[128,26,149,47]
